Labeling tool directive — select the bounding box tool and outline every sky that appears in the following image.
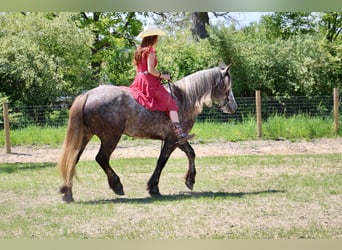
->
[223,12,271,27]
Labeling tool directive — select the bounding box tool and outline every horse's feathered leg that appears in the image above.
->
[178,142,196,190]
[147,139,177,196]
[96,137,124,196]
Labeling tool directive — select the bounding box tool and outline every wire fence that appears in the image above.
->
[1,95,340,130]
[198,95,337,122]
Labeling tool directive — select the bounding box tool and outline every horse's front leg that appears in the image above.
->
[178,142,196,190]
[147,140,177,196]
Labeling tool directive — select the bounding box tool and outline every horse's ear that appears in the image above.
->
[225,63,232,73]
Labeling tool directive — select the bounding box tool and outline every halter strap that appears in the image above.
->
[216,70,231,109]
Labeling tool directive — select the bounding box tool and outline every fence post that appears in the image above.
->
[334,87,339,133]
[256,90,262,138]
[3,102,11,153]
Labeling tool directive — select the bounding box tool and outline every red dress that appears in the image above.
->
[129,47,178,112]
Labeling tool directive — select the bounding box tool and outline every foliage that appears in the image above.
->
[101,40,136,85]
[0,12,95,106]
[0,11,341,110]
[207,23,342,97]
[319,12,342,42]
[75,12,142,85]
[156,30,218,81]
[260,12,318,40]
[0,93,21,127]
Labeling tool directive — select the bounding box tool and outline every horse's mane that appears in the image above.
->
[173,67,222,118]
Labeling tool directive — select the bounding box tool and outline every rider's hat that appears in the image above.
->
[137,25,166,39]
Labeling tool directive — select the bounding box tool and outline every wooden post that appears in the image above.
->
[256,90,262,138]
[334,87,339,133]
[3,102,11,153]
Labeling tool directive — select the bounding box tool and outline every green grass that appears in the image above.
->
[192,115,341,142]
[263,114,339,139]
[1,115,341,146]
[0,154,341,239]
[0,125,100,146]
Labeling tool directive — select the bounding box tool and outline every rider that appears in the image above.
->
[129,25,194,144]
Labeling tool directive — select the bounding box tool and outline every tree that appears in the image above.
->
[0,12,94,106]
[157,30,217,81]
[76,12,142,84]
[142,12,233,39]
[207,22,341,97]
[320,12,342,42]
[261,12,318,40]
[191,12,209,39]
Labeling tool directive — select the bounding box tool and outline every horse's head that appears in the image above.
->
[212,65,237,114]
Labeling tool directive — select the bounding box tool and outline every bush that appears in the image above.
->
[0,13,95,106]
[156,31,218,80]
[207,24,342,97]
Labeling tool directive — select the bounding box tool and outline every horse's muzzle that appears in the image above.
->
[222,102,237,114]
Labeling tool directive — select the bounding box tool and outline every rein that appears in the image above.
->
[161,72,175,99]
[167,80,175,99]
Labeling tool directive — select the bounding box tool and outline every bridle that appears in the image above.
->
[216,71,231,109]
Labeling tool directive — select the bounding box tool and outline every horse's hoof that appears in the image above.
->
[148,186,161,197]
[110,180,125,196]
[185,179,194,190]
[113,184,125,196]
[114,188,125,196]
[62,194,75,203]
[150,191,162,197]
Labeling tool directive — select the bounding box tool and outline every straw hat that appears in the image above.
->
[137,25,166,38]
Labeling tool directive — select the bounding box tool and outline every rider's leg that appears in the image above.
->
[169,111,194,144]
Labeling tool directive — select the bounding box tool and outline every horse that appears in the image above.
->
[58,65,237,203]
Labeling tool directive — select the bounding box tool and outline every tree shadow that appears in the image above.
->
[78,189,286,205]
[0,162,56,174]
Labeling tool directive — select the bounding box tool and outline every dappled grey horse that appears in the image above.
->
[58,65,237,202]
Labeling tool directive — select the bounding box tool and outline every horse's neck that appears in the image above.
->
[175,71,214,120]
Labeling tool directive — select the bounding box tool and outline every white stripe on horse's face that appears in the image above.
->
[226,89,237,114]
[218,67,237,114]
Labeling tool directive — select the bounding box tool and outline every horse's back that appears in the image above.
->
[81,85,170,139]
[81,85,132,131]
[84,85,132,106]
[85,84,129,99]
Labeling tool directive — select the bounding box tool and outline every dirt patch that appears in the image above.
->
[1,138,341,164]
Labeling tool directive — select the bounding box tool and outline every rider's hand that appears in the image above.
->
[161,73,171,81]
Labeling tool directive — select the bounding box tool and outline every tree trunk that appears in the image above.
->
[191,12,209,39]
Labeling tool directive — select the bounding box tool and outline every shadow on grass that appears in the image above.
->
[0,162,56,174]
[78,189,285,205]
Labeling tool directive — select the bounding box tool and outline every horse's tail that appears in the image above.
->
[57,93,88,191]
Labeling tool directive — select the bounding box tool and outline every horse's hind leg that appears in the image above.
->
[96,137,124,196]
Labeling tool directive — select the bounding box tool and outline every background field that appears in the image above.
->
[0,153,341,239]
[2,115,342,147]
[1,112,341,239]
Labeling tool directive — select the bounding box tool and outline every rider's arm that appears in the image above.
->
[147,52,170,80]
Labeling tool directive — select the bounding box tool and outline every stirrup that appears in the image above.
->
[177,132,195,144]
[173,123,195,144]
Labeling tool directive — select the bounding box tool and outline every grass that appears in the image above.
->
[1,115,341,146]
[192,115,341,142]
[0,154,341,239]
